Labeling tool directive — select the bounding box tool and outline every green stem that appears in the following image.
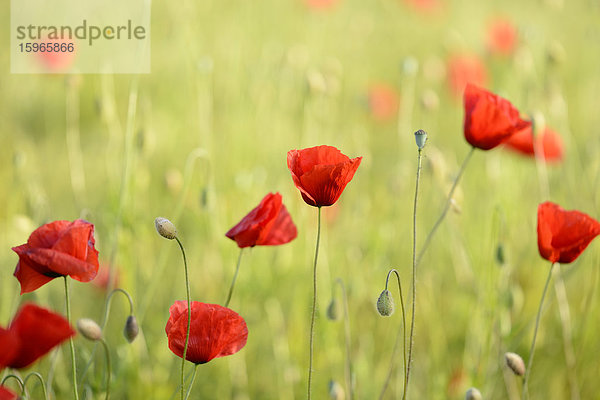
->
[379,269,407,400]
[23,372,49,400]
[334,278,353,400]
[224,248,244,308]
[405,149,422,396]
[184,365,199,400]
[100,339,111,400]
[175,237,192,400]
[1,374,24,393]
[416,146,475,267]
[307,207,322,400]
[64,276,80,400]
[522,262,556,400]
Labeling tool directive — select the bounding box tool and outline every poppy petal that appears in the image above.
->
[12,257,58,295]
[260,204,298,246]
[0,386,17,400]
[0,328,19,369]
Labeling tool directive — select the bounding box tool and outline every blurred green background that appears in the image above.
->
[1,0,600,398]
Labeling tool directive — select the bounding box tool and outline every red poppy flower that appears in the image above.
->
[12,219,100,294]
[404,0,442,13]
[287,145,362,207]
[487,18,517,57]
[92,264,120,291]
[165,301,248,364]
[504,126,564,162]
[537,202,600,264]
[305,0,339,10]
[226,192,297,248]
[0,387,17,400]
[367,84,399,121]
[463,84,531,150]
[447,54,488,98]
[37,38,76,73]
[0,303,75,370]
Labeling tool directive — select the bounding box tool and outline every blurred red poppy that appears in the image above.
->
[92,264,120,291]
[0,303,75,370]
[463,84,531,150]
[304,0,339,10]
[537,202,600,264]
[367,84,399,121]
[12,219,100,294]
[0,387,17,400]
[226,192,297,248]
[404,0,442,13]
[504,126,564,162]
[37,38,76,73]
[287,145,362,207]
[165,301,248,364]
[447,54,488,98]
[487,18,517,57]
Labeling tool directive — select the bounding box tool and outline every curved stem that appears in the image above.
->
[334,278,353,400]
[99,339,111,400]
[64,276,80,400]
[307,207,322,400]
[1,375,25,393]
[416,146,475,267]
[224,248,245,308]
[522,262,555,400]
[23,372,49,400]
[175,237,192,400]
[379,269,407,400]
[101,288,135,329]
[184,365,199,400]
[405,149,422,396]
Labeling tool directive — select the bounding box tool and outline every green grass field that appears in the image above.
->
[2,0,600,398]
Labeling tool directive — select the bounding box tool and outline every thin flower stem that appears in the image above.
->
[334,278,353,400]
[23,372,49,400]
[406,149,422,397]
[522,262,556,400]
[224,248,245,308]
[1,374,25,393]
[416,146,475,267]
[307,207,322,400]
[379,269,407,400]
[175,237,192,400]
[64,276,80,400]
[184,365,199,400]
[99,339,111,400]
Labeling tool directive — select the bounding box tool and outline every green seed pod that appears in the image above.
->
[124,315,139,343]
[154,217,177,240]
[414,129,428,150]
[77,318,103,341]
[376,289,395,317]
[326,298,341,321]
[465,387,482,400]
[505,352,525,376]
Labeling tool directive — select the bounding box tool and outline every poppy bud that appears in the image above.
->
[124,315,139,343]
[505,352,525,376]
[376,289,394,316]
[414,129,428,150]
[328,380,345,400]
[495,242,506,265]
[155,217,177,240]
[465,387,482,400]
[326,298,341,321]
[77,318,103,341]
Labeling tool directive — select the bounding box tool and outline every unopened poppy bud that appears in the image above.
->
[505,352,525,376]
[328,380,345,400]
[496,242,506,265]
[77,318,103,341]
[376,289,395,316]
[155,217,177,240]
[326,298,341,321]
[414,129,428,150]
[465,387,482,400]
[124,315,139,343]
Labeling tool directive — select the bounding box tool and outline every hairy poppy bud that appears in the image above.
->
[155,217,177,240]
[326,298,341,321]
[465,387,482,400]
[77,318,103,341]
[414,129,428,150]
[328,380,345,400]
[505,352,525,376]
[124,315,139,343]
[376,289,395,316]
